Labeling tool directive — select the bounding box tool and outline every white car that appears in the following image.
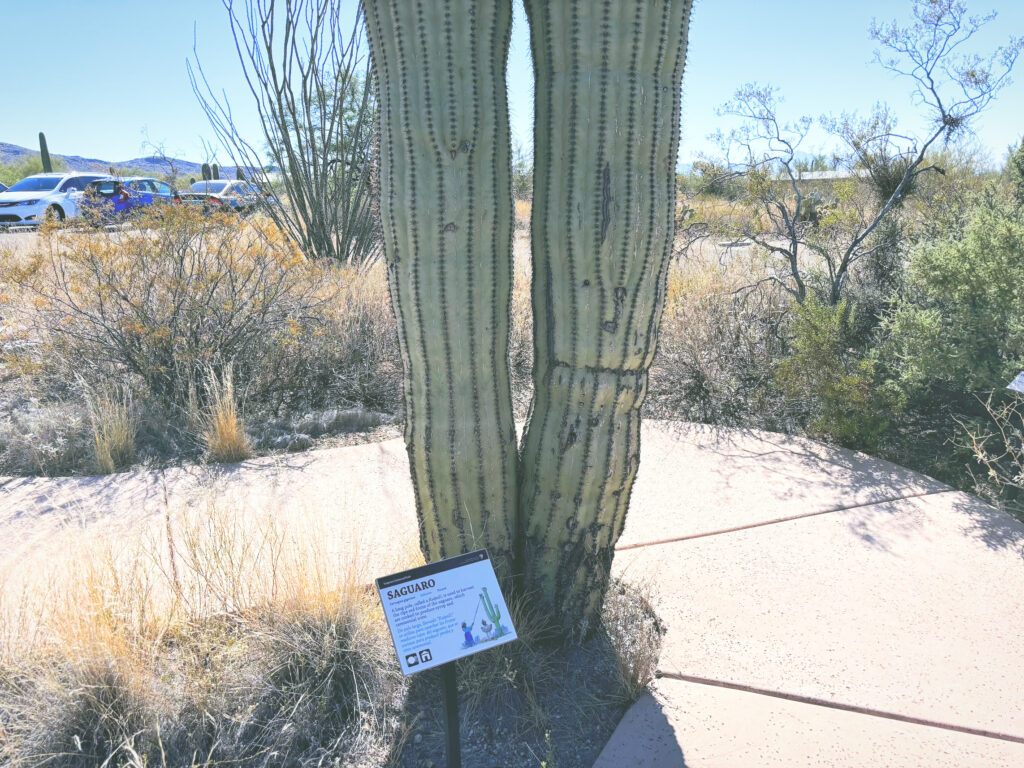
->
[0,172,112,226]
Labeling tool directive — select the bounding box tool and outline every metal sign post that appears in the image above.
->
[441,662,461,767]
[376,549,517,768]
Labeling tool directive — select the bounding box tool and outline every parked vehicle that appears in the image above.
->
[0,182,7,193]
[75,177,180,220]
[0,172,111,226]
[179,179,260,213]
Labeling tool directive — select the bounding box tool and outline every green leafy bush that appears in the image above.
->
[880,189,1024,396]
[776,298,900,452]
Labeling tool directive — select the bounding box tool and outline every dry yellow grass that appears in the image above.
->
[197,363,251,463]
[85,386,137,474]
[0,489,412,766]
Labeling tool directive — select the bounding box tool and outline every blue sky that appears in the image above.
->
[2,1,1022,168]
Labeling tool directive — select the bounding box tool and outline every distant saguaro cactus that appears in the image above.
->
[212,164,220,180]
[363,0,518,579]
[189,177,196,186]
[39,132,52,173]
[202,163,212,181]
[519,0,694,634]
[236,168,245,181]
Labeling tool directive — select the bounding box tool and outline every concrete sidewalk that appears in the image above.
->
[3,420,1022,765]
[596,424,1024,767]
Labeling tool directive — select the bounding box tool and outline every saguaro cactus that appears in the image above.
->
[202,163,212,181]
[212,163,220,180]
[39,132,52,173]
[518,0,694,634]
[362,0,518,578]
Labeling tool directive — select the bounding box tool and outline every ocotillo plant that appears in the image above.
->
[362,0,518,579]
[212,164,220,180]
[202,163,212,181]
[39,132,52,173]
[518,0,694,636]
[480,587,503,636]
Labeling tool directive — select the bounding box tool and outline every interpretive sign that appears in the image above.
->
[375,549,517,676]
[1008,371,1024,394]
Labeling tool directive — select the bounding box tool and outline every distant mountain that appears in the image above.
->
[0,141,257,180]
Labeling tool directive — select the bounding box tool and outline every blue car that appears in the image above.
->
[76,177,180,219]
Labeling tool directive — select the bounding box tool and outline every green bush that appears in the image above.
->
[880,189,1024,396]
[776,298,900,452]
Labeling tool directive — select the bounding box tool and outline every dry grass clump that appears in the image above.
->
[195,364,251,463]
[0,498,407,767]
[84,384,137,474]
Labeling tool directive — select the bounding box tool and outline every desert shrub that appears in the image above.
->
[776,298,900,453]
[0,400,92,476]
[646,250,795,430]
[880,188,1024,396]
[961,393,1024,520]
[1,208,403,470]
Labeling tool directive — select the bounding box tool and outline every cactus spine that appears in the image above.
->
[39,132,52,173]
[202,163,212,181]
[363,0,518,579]
[518,0,693,635]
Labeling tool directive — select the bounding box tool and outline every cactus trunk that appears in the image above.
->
[519,0,693,636]
[212,163,220,180]
[202,163,212,181]
[363,0,518,579]
[39,132,52,174]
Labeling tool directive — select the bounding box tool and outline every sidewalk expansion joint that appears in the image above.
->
[657,672,1024,745]
[615,489,952,551]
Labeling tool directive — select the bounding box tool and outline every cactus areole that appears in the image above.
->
[364,0,693,639]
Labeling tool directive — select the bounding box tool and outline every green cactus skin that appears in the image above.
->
[236,168,245,181]
[202,163,212,181]
[480,587,503,636]
[39,132,52,174]
[519,0,694,636]
[189,177,196,186]
[212,164,220,180]
[362,0,518,580]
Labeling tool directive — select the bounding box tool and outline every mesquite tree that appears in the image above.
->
[365,0,693,637]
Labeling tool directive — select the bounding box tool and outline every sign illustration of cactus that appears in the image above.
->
[39,132,52,173]
[480,587,506,638]
[364,0,693,639]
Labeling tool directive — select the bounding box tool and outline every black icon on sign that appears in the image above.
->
[405,648,432,668]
